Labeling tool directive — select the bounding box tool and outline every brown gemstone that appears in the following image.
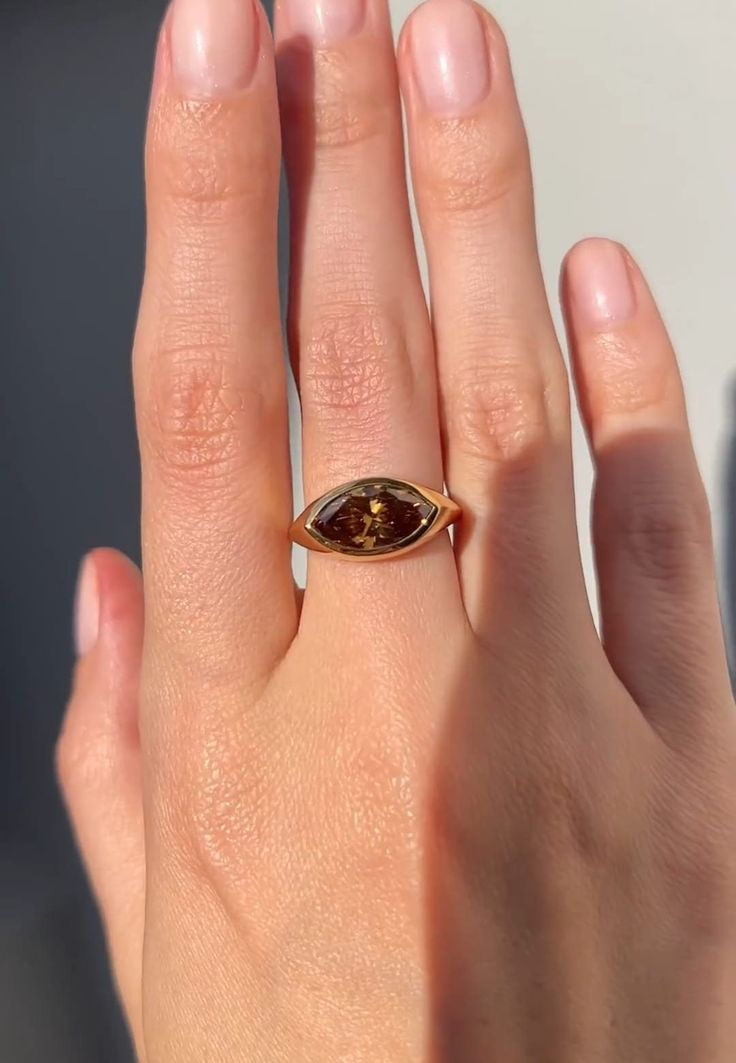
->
[309,480,437,556]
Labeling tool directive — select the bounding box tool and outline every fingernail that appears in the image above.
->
[285,0,365,42]
[568,240,637,329]
[170,0,260,98]
[151,16,170,99]
[74,556,99,658]
[410,0,491,116]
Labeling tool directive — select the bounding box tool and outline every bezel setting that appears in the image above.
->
[289,477,461,562]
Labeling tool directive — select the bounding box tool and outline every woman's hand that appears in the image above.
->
[58,0,736,1059]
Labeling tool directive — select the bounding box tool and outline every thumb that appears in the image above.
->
[57,548,146,1052]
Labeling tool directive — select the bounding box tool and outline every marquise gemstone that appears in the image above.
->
[309,481,437,556]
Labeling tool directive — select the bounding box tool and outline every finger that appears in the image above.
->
[398,0,592,640]
[57,550,146,1051]
[275,0,461,613]
[562,238,731,735]
[276,0,442,494]
[135,0,296,692]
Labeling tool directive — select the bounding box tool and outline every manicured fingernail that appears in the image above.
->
[170,0,259,98]
[151,17,170,99]
[410,0,490,116]
[74,556,99,658]
[285,0,365,42]
[568,240,637,329]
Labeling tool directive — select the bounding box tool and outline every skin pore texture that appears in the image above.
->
[59,0,736,1060]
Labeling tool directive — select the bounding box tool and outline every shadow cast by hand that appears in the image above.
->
[425,425,725,1058]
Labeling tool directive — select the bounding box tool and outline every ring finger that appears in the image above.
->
[275,0,461,614]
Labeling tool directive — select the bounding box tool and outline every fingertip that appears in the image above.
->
[398,0,510,119]
[74,554,100,659]
[60,551,144,840]
[61,550,146,1044]
[68,548,144,754]
[93,548,144,642]
[562,237,637,335]
[75,549,143,661]
[399,0,510,51]
[150,6,172,103]
[562,237,688,450]
[146,0,280,201]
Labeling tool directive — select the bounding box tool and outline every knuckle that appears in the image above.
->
[419,119,530,218]
[512,750,638,883]
[55,711,97,800]
[527,752,597,852]
[151,99,276,219]
[55,725,78,796]
[298,305,413,442]
[281,50,392,154]
[563,783,633,873]
[310,93,387,153]
[143,343,279,486]
[584,332,670,419]
[435,727,593,873]
[329,722,420,869]
[659,825,736,940]
[157,716,277,896]
[596,480,713,583]
[447,353,551,465]
[660,768,736,936]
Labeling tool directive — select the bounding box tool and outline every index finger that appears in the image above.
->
[134,0,296,694]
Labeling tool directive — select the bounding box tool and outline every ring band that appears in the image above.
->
[290,477,461,561]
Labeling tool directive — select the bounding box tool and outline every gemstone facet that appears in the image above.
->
[308,480,438,557]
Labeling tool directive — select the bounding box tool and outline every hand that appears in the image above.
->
[59,0,736,1059]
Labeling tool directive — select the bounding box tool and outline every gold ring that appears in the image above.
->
[290,478,461,561]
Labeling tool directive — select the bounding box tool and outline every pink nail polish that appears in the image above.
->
[410,0,490,116]
[285,0,365,42]
[567,239,637,330]
[170,0,260,98]
[74,556,100,658]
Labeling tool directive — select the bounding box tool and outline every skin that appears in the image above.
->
[58,1,736,1059]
